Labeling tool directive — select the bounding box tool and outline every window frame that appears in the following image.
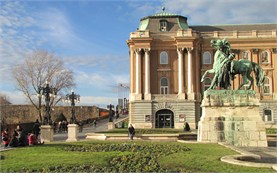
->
[263,109,273,122]
[160,77,169,94]
[160,20,167,32]
[241,50,251,60]
[262,76,272,95]
[160,51,168,65]
[260,50,271,64]
[203,51,212,64]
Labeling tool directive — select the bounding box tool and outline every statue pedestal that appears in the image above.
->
[197,90,267,147]
[66,124,79,142]
[41,125,54,143]
[108,122,115,130]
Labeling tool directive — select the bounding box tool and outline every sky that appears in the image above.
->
[0,0,276,107]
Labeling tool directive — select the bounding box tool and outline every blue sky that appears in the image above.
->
[0,0,276,107]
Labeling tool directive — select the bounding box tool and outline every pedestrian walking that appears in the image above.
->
[128,124,135,140]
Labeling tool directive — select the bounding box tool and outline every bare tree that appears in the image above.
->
[13,50,75,122]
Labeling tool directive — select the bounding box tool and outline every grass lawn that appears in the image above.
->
[0,141,274,172]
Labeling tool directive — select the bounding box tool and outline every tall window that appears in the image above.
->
[203,51,211,64]
[160,51,168,64]
[260,50,270,64]
[203,78,212,91]
[241,50,250,60]
[263,109,273,122]
[263,76,272,95]
[160,20,167,32]
[160,77,169,94]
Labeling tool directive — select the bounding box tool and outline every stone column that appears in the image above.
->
[187,47,195,100]
[129,49,135,101]
[144,48,151,100]
[135,48,142,100]
[40,125,53,143]
[177,48,185,99]
[66,124,79,142]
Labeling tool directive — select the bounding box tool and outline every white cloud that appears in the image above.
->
[165,0,277,25]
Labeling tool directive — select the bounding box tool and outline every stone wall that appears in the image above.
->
[0,104,100,125]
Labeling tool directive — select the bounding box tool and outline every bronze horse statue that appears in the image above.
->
[201,39,264,90]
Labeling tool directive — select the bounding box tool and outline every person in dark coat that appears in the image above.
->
[128,124,135,140]
[9,130,19,147]
[184,121,191,132]
[33,119,41,138]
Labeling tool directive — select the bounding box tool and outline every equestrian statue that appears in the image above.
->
[201,38,265,90]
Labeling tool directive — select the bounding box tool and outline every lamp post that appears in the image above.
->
[65,90,80,124]
[38,81,57,125]
[107,104,114,122]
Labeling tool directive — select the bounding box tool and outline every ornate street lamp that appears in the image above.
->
[38,81,57,125]
[107,104,114,122]
[64,90,80,124]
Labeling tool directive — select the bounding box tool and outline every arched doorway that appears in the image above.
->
[155,109,174,128]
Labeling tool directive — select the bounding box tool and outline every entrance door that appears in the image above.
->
[155,109,174,128]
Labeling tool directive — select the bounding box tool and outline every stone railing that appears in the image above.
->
[151,94,178,101]
[201,30,276,38]
[176,29,199,37]
[130,30,150,38]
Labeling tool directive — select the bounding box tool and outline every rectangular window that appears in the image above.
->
[264,109,272,122]
[160,86,168,94]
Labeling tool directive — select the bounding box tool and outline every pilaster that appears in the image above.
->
[177,47,185,99]
[135,48,142,100]
[144,48,151,100]
[187,47,194,100]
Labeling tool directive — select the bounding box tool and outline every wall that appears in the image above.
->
[1,104,102,125]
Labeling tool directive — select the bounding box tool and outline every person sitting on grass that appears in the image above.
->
[8,130,19,147]
[28,131,44,145]
[1,128,10,147]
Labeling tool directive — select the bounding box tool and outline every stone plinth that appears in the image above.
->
[108,122,115,130]
[197,90,267,147]
[66,124,79,142]
[41,125,54,142]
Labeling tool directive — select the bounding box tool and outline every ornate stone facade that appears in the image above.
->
[127,8,277,129]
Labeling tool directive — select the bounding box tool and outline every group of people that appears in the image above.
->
[1,119,43,148]
[54,120,68,133]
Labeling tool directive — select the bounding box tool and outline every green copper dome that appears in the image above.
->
[140,6,186,20]
[138,6,189,31]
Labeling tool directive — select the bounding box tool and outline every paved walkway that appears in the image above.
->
[54,114,128,141]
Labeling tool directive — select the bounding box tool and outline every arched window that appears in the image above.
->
[241,50,251,60]
[260,50,270,64]
[263,109,273,122]
[160,77,169,94]
[160,51,168,64]
[262,76,272,95]
[160,20,167,32]
[203,51,211,64]
[203,78,212,91]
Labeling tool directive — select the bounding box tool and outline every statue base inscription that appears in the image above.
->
[197,90,267,147]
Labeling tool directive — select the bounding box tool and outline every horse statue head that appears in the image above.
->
[211,38,231,55]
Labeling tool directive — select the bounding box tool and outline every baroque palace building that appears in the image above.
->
[126,7,277,129]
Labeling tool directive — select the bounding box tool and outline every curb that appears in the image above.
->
[219,142,277,170]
